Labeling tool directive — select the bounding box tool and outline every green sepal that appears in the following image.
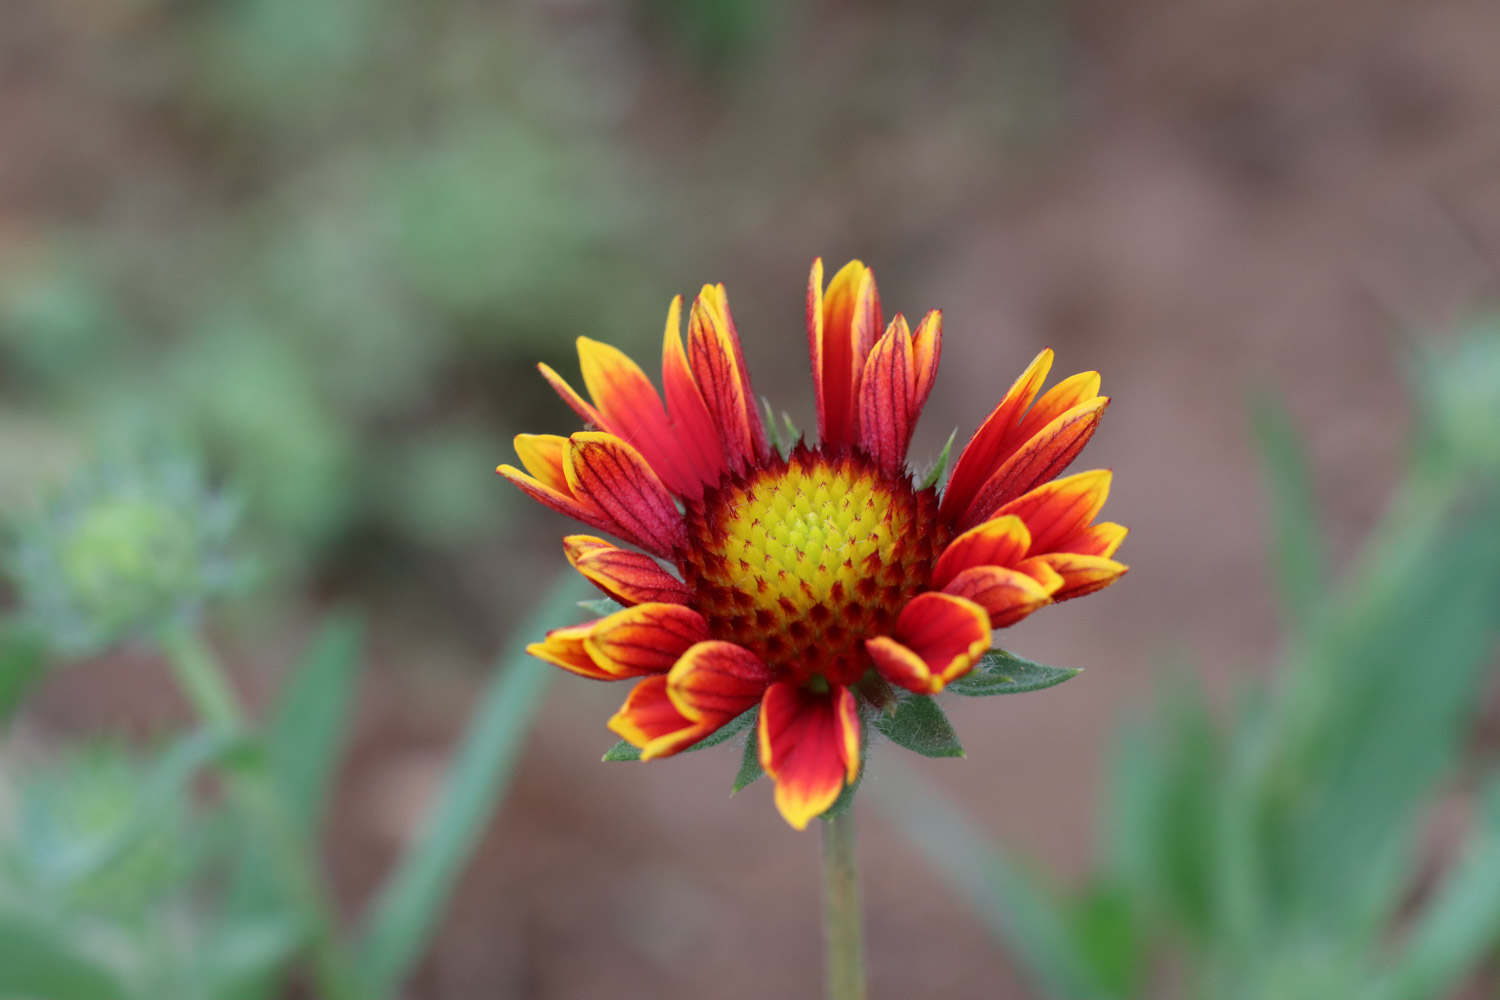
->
[603,705,758,762]
[874,694,965,758]
[918,428,959,492]
[781,412,801,447]
[947,648,1082,697]
[577,597,623,618]
[732,720,764,792]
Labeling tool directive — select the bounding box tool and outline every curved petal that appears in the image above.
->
[688,285,765,472]
[932,514,1032,587]
[526,621,616,680]
[1015,556,1067,596]
[564,432,686,557]
[537,362,603,427]
[808,258,881,449]
[496,462,610,537]
[661,294,728,493]
[941,348,1054,520]
[942,565,1053,628]
[608,676,719,759]
[666,640,772,721]
[512,433,572,492]
[865,593,991,694]
[584,602,708,677]
[563,535,695,607]
[1055,520,1128,559]
[995,469,1113,555]
[1027,552,1129,601]
[758,682,861,830]
[1014,370,1101,444]
[910,309,942,417]
[857,314,916,474]
[576,337,701,497]
[960,396,1109,528]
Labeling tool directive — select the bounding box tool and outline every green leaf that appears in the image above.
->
[268,614,362,835]
[947,649,1082,697]
[732,723,764,793]
[781,411,800,447]
[1252,395,1323,634]
[577,597,622,617]
[919,427,959,491]
[354,573,589,998]
[603,706,756,762]
[0,905,130,1000]
[874,695,964,758]
[761,397,783,456]
[0,621,47,726]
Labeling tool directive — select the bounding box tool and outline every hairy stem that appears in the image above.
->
[821,809,868,1000]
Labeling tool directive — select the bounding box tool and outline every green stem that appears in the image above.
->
[160,624,361,1000]
[821,809,868,1000]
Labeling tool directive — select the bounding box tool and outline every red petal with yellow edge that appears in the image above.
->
[512,433,572,492]
[997,469,1113,555]
[608,676,718,759]
[857,314,916,474]
[496,463,612,537]
[1029,553,1129,601]
[932,514,1032,587]
[709,283,771,462]
[666,640,771,721]
[1055,521,1128,559]
[942,566,1053,628]
[941,348,1054,521]
[563,535,694,607]
[1015,556,1066,596]
[661,295,728,494]
[960,397,1109,528]
[910,309,942,416]
[526,622,615,680]
[688,286,758,472]
[809,259,882,449]
[564,432,685,557]
[866,593,991,694]
[584,603,708,677]
[537,362,603,427]
[758,682,860,830]
[575,337,700,497]
[1013,370,1102,444]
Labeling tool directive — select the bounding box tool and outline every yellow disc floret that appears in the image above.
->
[678,447,947,685]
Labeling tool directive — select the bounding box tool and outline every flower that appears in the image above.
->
[499,259,1127,828]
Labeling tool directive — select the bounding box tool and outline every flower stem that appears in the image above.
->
[160,625,362,1000]
[821,809,868,1000]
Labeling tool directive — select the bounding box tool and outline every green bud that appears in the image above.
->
[8,447,244,656]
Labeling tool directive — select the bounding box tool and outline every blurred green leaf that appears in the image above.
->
[732,725,764,793]
[919,428,958,492]
[354,573,587,998]
[947,649,1081,697]
[1252,395,1324,635]
[268,614,362,835]
[0,621,47,725]
[873,695,964,758]
[0,905,129,1000]
[577,597,624,618]
[1068,882,1143,996]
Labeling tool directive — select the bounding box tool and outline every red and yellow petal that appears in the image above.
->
[865,592,992,694]
[808,259,882,449]
[941,565,1053,628]
[584,602,708,677]
[1027,552,1129,601]
[1015,556,1067,596]
[959,396,1109,528]
[660,294,728,493]
[941,348,1054,521]
[526,621,616,680]
[996,468,1113,556]
[688,285,764,472]
[608,676,719,759]
[496,459,609,538]
[910,309,942,417]
[564,432,686,557]
[537,362,604,428]
[1055,520,1128,559]
[563,535,694,607]
[1013,370,1102,444]
[666,640,772,722]
[857,314,916,474]
[932,514,1032,587]
[758,681,861,830]
[575,336,701,498]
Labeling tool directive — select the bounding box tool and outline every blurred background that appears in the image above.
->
[3,0,1500,997]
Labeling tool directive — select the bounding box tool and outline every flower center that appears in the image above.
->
[678,447,947,686]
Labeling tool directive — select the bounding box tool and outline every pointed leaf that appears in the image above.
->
[920,427,959,491]
[948,649,1082,697]
[732,724,764,793]
[577,597,624,617]
[874,695,964,758]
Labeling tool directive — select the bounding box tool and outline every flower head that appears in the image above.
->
[500,259,1128,828]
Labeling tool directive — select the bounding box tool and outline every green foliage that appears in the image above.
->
[873,694,965,758]
[947,649,1082,697]
[918,428,959,492]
